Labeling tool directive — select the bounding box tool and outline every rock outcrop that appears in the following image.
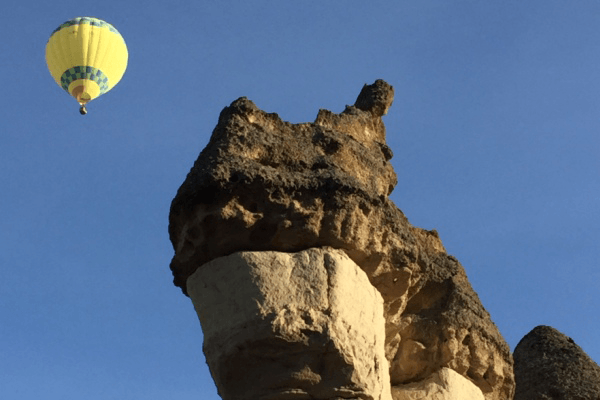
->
[169,80,514,399]
[513,325,600,400]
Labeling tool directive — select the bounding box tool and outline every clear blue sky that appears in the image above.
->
[2,1,599,399]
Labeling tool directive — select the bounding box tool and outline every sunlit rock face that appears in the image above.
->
[169,80,514,399]
[513,325,600,400]
[187,248,392,400]
[391,368,484,400]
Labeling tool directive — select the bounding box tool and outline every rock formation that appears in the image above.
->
[169,80,514,399]
[513,325,600,400]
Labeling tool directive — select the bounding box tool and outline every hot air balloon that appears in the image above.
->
[46,17,128,115]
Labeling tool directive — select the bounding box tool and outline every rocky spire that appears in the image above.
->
[514,325,600,400]
[169,80,515,400]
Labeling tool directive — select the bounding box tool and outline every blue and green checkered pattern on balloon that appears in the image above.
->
[60,66,109,94]
[51,17,119,36]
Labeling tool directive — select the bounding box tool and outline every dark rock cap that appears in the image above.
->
[514,325,600,400]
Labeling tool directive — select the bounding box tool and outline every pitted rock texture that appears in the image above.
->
[187,248,392,400]
[513,325,600,400]
[169,80,514,399]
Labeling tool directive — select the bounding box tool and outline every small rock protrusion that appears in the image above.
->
[354,79,395,117]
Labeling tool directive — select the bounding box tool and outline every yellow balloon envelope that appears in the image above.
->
[46,17,128,114]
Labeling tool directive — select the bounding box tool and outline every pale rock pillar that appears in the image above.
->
[186,247,392,400]
[391,368,484,400]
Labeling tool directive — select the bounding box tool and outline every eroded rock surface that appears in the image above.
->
[513,325,600,400]
[169,80,514,399]
[187,248,392,400]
